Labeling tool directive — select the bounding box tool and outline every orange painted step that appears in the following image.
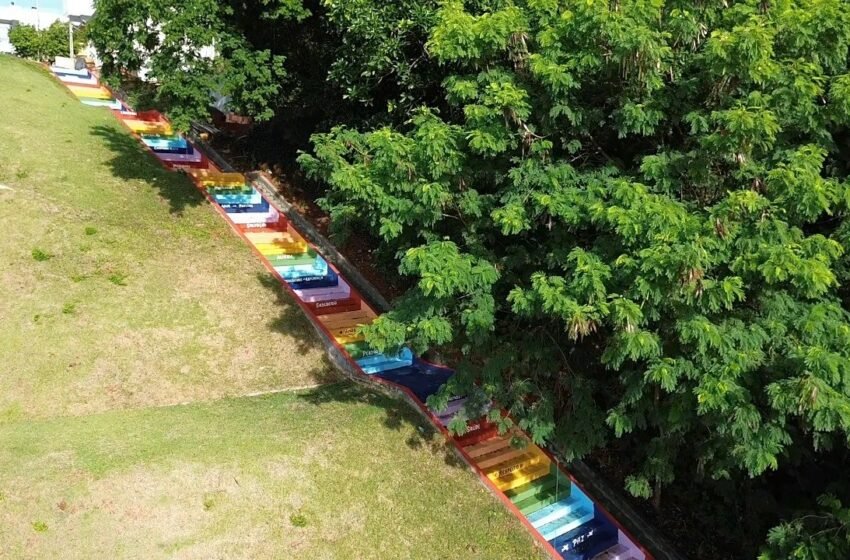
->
[244,229,305,245]
[317,306,377,330]
[465,432,519,458]
[485,447,550,482]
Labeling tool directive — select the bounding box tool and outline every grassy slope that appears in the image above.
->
[0,56,545,559]
[0,56,336,419]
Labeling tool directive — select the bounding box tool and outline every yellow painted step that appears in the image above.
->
[253,240,309,255]
[245,230,304,245]
[124,120,173,135]
[489,460,552,492]
[69,86,111,99]
[330,323,369,343]
[192,171,247,187]
[484,446,549,479]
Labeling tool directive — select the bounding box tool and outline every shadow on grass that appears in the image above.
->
[89,124,206,215]
[297,380,467,469]
[254,272,467,469]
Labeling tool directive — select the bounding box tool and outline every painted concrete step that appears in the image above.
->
[130,110,167,122]
[358,348,415,374]
[293,278,351,303]
[188,171,247,187]
[490,460,552,492]
[466,433,516,459]
[236,218,287,231]
[356,347,414,367]
[511,473,573,516]
[156,150,205,164]
[52,66,92,78]
[455,422,500,448]
[536,503,595,542]
[317,306,377,329]
[307,294,362,315]
[163,157,209,170]
[550,517,618,560]
[478,443,546,473]
[265,250,319,268]
[344,340,382,360]
[123,119,173,135]
[245,230,305,245]
[141,135,188,151]
[222,200,270,214]
[255,240,309,257]
[590,542,642,560]
[68,85,112,99]
[57,73,99,85]
[529,494,588,529]
[81,98,123,110]
[152,143,194,155]
[275,260,330,281]
[227,210,280,225]
[213,192,262,205]
[287,270,339,291]
[207,185,253,196]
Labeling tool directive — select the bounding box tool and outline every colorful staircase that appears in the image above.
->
[50,64,651,560]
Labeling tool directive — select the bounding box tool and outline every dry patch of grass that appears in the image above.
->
[0,386,546,560]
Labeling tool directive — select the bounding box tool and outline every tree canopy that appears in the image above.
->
[87,0,850,556]
[10,21,85,62]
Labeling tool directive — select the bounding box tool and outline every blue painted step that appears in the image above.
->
[357,347,415,374]
[375,365,449,401]
[213,192,262,205]
[532,492,595,541]
[222,200,270,213]
[549,516,618,560]
[287,270,339,290]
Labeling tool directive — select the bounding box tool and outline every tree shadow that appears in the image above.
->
[253,271,466,469]
[296,379,467,470]
[89,124,206,215]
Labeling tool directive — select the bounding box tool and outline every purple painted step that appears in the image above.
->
[294,278,352,302]
[155,150,204,164]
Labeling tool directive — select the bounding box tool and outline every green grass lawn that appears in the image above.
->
[0,56,545,559]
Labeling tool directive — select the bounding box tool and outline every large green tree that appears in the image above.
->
[88,0,311,129]
[301,0,850,550]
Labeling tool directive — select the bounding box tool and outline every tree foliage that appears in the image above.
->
[301,0,850,552]
[10,21,83,62]
[88,0,310,129]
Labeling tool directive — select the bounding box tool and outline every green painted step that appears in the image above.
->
[266,250,318,267]
[511,473,572,516]
[207,185,252,195]
[506,465,572,503]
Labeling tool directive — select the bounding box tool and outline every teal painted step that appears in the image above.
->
[511,472,573,516]
[357,348,414,374]
[532,493,595,541]
[214,191,261,205]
